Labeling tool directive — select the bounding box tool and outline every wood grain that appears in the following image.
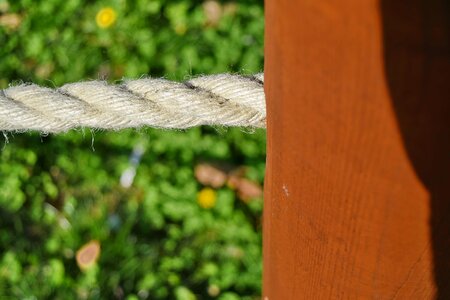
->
[263,0,449,298]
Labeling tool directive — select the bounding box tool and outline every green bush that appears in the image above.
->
[0,0,265,299]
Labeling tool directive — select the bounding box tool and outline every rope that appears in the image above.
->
[0,73,265,133]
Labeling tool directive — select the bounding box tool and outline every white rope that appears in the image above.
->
[0,73,265,133]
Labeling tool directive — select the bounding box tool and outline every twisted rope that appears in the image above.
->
[0,73,265,133]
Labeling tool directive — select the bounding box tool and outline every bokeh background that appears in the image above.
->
[0,0,265,299]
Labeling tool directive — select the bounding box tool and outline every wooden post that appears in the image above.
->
[263,0,450,298]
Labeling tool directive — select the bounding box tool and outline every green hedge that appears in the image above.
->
[0,0,265,299]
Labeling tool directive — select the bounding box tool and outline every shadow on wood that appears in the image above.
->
[381,0,450,298]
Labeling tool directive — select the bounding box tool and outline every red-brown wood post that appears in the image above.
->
[263,0,450,298]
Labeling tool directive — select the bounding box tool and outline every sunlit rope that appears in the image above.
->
[0,73,265,133]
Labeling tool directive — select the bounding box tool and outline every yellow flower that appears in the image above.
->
[197,188,217,209]
[96,7,117,29]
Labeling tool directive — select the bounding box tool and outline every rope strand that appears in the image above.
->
[0,73,265,133]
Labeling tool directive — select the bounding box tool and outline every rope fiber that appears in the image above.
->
[0,73,265,133]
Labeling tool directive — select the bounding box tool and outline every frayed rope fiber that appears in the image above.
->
[0,73,265,133]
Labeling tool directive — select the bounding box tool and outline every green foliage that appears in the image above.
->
[0,0,265,299]
[0,0,264,87]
